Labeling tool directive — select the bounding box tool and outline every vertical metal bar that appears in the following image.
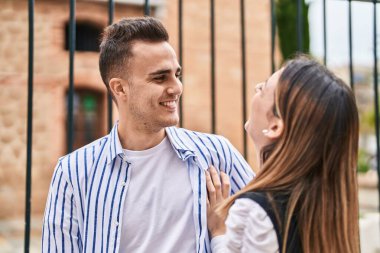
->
[108,0,114,132]
[240,0,247,159]
[348,0,354,90]
[144,0,150,16]
[323,0,327,66]
[270,0,276,73]
[67,0,76,152]
[178,0,184,127]
[372,0,380,223]
[297,0,303,52]
[24,0,34,252]
[210,0,216,134]
[108,0,114,24]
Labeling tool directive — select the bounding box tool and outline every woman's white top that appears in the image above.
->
[211,198,279,253]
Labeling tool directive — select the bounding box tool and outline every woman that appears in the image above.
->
[206,56,360,253]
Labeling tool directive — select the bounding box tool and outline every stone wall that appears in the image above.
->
[0,0,279,219]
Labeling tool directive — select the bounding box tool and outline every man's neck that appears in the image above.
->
[117,121,166,151]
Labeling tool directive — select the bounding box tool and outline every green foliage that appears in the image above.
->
[360,100,380,134]
[358,149,370,173]
[275,0,310,61]
[360,108,376,134]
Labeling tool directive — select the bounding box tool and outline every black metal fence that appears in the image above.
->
[23,0,380,252]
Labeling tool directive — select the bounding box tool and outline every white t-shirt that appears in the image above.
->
[119,137,196,253]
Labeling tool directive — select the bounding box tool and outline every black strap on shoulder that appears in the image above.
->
[237,192,284,251]
[237,191,302,253]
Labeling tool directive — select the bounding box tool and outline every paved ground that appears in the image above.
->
[0,216,42,253]
[358,180,380,253]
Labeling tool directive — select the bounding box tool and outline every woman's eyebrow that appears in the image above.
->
[264,79,269,87]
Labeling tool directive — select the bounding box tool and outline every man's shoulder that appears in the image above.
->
[167,127,233,150]
[167,127,254,176]
[57,135,110,168]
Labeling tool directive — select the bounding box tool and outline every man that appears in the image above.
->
[42,17,254,253]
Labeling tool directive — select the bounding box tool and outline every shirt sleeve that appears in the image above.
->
[211,199,279,253]
[42,160,82,253]
[222,137,255,193]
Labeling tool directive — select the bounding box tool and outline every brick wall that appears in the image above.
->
[0,0,279,218]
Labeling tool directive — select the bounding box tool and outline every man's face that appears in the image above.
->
[121,41,182,132]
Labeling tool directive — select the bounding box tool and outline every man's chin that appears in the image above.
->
[160,117,179,128]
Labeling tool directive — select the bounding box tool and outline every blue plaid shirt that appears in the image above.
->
[42,123,254,253]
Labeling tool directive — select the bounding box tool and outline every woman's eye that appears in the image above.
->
[255,83,263,93]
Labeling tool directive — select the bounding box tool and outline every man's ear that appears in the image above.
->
[265,117,284,140]
[109,78,127,101]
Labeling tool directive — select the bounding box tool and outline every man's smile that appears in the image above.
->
[159,100,178,110]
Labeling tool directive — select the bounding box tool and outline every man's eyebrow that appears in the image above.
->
[149,69,171,76]
[149,67,182,76]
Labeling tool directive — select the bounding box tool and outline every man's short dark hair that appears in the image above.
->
[99,17,169,96]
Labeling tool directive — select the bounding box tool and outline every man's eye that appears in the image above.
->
[154,75,166,82]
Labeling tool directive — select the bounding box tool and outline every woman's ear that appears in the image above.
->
[109,78,127,101]
[264,117,284,140]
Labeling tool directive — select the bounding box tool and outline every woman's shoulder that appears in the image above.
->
[229,198,270,221]
[223,198,279,252]
[227,197,276,233]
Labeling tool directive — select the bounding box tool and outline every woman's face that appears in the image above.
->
[245,69,283,152]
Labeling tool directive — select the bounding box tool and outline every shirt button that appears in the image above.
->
[121,182,127,187]
[115,221,119,227]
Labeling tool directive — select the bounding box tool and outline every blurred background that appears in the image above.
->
[0,0,379,252]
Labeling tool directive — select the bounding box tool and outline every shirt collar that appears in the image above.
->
[106,123,124,165]
[165,127,196,160]
[106,123,196,165]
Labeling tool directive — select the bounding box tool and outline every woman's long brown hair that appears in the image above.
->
[219,57,360,253]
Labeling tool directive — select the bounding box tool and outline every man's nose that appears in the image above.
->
[167,78,183,96]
